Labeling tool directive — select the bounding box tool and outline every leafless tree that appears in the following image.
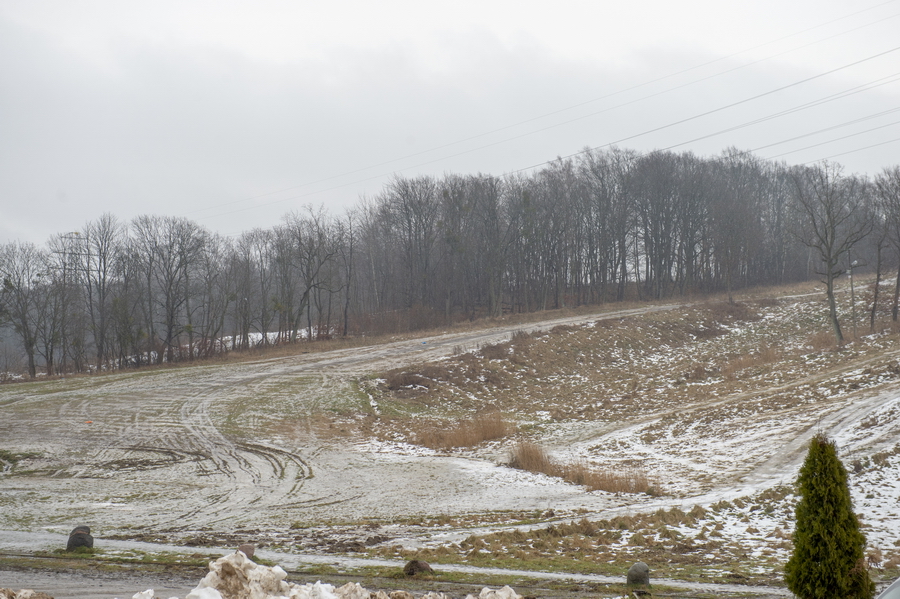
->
[0,241,45,377]
[792,162,872,344]
[875,166,900,320]
[80,214,123,369]
[385,176,440,309]
[131,215,206,363]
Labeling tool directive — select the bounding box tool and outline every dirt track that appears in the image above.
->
[0,306,682,538]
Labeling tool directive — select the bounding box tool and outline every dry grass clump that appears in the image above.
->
[385,365,450,390]
[806,330,836,351]
[707,301,762,322]
[685,364,714,381]
[753,297,781,308]
[510,329,532,345]
[480,342,509,361]
[559,461,651,494]
[508,441,652,494]
[415,410,513,450]
[479,331,535,362]
[721,344,781,379]
[690,324,726,339]
[550,324,576,335]
[507,440,555,473]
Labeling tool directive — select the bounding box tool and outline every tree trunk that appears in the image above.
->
[871,245,882,331]
[893,266,900,322]
[826,273,844,345]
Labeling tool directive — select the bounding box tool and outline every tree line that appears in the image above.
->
[2,147,900,377]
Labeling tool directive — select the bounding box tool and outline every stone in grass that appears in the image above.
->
[403,559,434,577]
[626,561,651,588]
[66,526,93,552]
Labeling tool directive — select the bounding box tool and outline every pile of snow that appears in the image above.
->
[126,552,522,599]
[0,591,53,599]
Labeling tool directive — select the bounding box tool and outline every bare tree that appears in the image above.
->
[634,152,680,299]
[131,215,206,363]
[385,176,440,309]
[276,207,339,342]
[192,233,232,357]
[875,166,900,320]
[0,241,45,377]
[336,211,355,336]
[865,198,889,332]
[40,233,87,375]
[711,151,765,302]
[792,162,871,344]
[81,214,123,369]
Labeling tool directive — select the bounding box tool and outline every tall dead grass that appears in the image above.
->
[385,365,450,390]
[804,330,836,351]
[721,344,781,379]
[415,410,513,450]
[508,441,652,494]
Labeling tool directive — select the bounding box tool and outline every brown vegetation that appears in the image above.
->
[721,344,781,380]
[385,365,452,391]
[414,410,513,450]
[806,330,836,351]
[508,441,652,494]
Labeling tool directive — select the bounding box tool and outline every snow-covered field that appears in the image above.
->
[1,283,899,594]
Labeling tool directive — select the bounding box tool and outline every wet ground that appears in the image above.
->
[1,298,899,598]
[0,307,676,540]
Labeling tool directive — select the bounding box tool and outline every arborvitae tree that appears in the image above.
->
[785,434,874,599]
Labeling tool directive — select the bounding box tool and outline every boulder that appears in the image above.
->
[626,561,650,587]
[402,559,433,577]
[66,526,93,551]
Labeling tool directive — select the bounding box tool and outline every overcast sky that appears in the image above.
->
[2,0,899,245]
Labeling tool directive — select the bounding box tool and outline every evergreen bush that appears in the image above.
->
[785,433,874,599]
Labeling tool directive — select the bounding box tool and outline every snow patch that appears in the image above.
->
[125,552,521,599]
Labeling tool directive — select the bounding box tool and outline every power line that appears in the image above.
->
[510,45,900,175]
[198,45,900,225]
[805,136,900,164]
[765,119,900,159]
[750,102,900,151]
[186,1,900,222]
[654,73,900,153]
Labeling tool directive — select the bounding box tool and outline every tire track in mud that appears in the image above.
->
[137,377,317,529]
[0,364,322,531]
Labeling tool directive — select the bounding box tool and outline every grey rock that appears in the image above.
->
[403,559,434,576]
[66,526,93,552]
[626,561,650,587]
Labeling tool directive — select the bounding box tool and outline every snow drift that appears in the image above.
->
[125,552,522,599]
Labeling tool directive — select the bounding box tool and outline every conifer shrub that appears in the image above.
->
[785,433,874,599]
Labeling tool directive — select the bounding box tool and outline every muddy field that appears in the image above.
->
[2,287,900,597]
[0,306,680,540]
